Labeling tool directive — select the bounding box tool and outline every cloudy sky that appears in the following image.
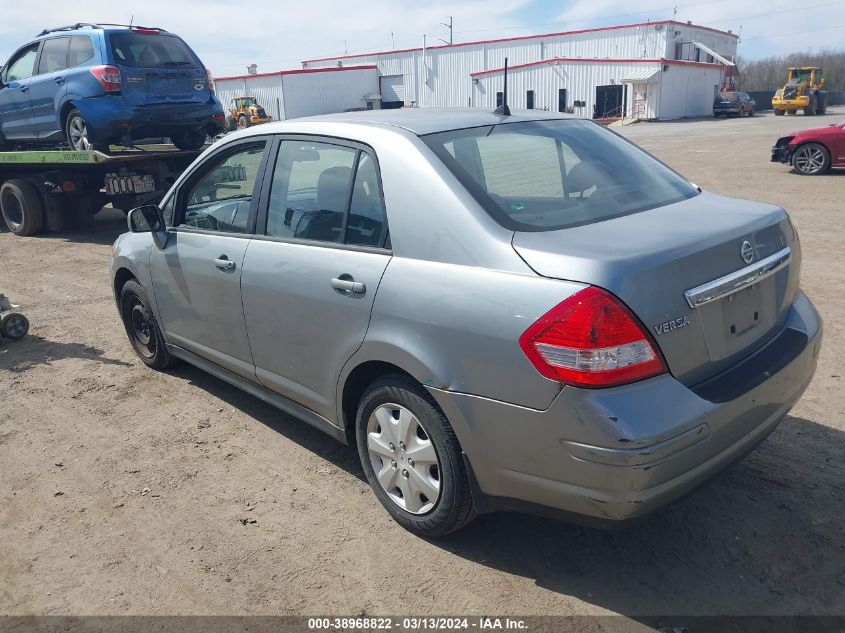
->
[1,0,843,74]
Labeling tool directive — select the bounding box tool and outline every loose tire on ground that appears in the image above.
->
[119,280,177,370]
[0,179,45,236]
[355,374,476,537]
[1,313,29,340]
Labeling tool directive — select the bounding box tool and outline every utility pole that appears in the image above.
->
[439,16,453,46]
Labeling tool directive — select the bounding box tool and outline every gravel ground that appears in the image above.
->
[0,108,843,621]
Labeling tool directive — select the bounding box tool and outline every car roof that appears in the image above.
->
[252,108,578,136]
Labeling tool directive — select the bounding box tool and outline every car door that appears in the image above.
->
[149,138,271,379]
[0,43,40,140]
[29,36,70,140]
[241,137,392,420]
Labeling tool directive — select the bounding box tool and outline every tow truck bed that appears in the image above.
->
[0,146,203,236]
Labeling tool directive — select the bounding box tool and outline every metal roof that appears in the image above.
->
[231,107,576,136]
[621,69,661,83]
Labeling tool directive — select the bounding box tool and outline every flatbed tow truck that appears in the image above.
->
[0,146,204,236]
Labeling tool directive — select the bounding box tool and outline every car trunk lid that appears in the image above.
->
[512,191,800,387]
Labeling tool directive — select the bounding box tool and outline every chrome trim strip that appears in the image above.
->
[684,246,791,309]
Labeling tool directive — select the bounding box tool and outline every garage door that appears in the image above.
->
[380,75,405,104]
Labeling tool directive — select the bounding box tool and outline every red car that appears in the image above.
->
[772,120,845,175]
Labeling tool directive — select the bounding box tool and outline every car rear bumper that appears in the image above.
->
[428,291,822,527]
[75,97,226,140]
[714,107,740,114]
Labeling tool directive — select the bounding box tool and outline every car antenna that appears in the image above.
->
[493,57,511,116]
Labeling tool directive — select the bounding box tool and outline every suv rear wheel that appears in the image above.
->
[355,374,476,536]
[171,128,207,151]
[65,109,108,152]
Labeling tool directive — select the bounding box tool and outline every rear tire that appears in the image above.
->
[119,280,176,370]
[355,374,476,537]
[171,128,207,151]
[1,313,29,340]
[0,179,44,236]
[792,142,831,176]
[64,109,107,151]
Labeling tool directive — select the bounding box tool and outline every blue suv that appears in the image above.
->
[0,23,225,151]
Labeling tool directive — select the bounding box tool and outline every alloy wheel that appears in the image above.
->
[366,403,441,514]
[68,115,91,150]
[793,145,827,174]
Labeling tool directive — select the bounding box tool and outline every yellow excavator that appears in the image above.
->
[226,96,272,131]
[772,67,827,116]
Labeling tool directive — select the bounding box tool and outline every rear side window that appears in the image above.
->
[38,37,70,74]
[109,32,197,68]
[266,140,387,247]
[423,119,698,231]
[68,36,96,67]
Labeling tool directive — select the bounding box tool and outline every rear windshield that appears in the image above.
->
[109,32,197,68]
[719,92,737,100]
[422,119,698,231]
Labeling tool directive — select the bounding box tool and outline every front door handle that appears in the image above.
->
[214,256,236,271]
[54,77,66,84]
[331,276,366,294]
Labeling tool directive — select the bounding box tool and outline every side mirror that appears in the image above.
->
[128,204,169,249]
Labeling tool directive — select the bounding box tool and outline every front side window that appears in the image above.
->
[4,44,39,82]
[179,142,267,233]
[266,140,387,247]
[37,37,70,75]
[423,119,698,231]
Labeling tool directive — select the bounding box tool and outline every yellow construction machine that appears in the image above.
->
[226,96,272,130]
[772,67,827,116]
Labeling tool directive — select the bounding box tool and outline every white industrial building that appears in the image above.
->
[214,65,381,121]
[215,20,738,122]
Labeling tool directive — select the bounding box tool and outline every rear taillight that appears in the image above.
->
[90,65,122,92]
[206,68,215,93]
[519,286,667,388]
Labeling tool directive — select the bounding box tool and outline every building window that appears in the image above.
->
[526,90,535,109]
[496,91,503,107]
[558,88,567,112]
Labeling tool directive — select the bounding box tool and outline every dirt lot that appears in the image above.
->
[1,109,843,621]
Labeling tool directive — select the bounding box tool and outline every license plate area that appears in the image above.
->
[698,276,779,361]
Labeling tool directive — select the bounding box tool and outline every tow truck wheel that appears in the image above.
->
[0,179,45,236]
[1,313,29,340]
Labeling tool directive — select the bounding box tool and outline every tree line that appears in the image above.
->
[736,50,845,91]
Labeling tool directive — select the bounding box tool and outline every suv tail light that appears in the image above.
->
[90,65,122,93]
[519,287,667,388]
[206,68,215,93]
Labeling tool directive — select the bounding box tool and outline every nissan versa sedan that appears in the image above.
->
[111,109,822,536]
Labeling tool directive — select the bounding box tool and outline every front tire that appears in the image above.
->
[792,142,831,175]
[774,109,785,116]
[119,280,176,369]
[356,375,476,537]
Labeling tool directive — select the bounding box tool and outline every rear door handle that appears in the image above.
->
[54,77,66,84]
[331,277,366,294]
[214,256,236,271]
[19,85,29,93]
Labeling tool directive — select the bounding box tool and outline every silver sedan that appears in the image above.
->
[111,108,822,536]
